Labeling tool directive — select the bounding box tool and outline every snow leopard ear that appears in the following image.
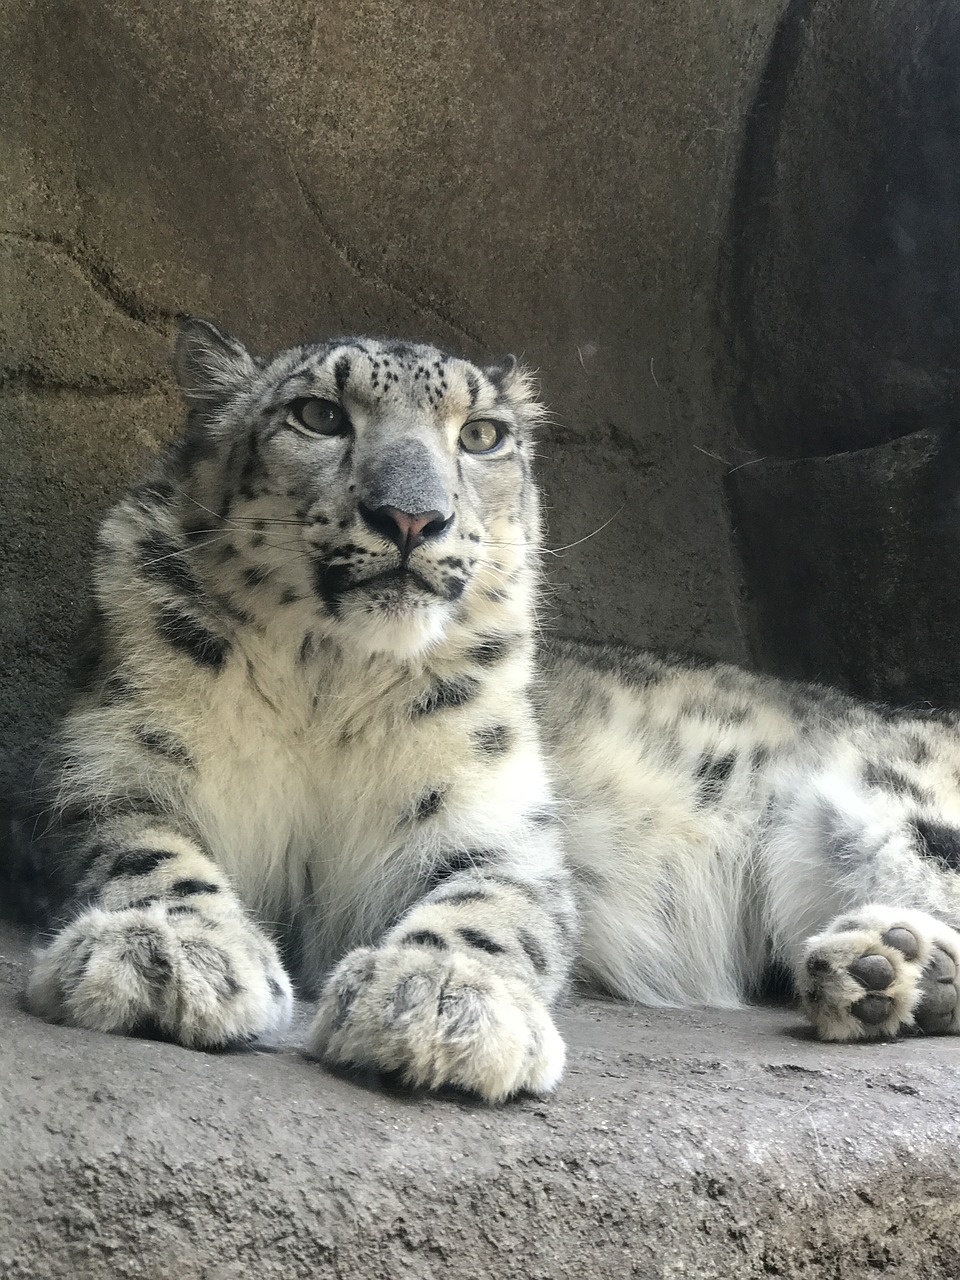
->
[485,354,543,422]
[485,354,519,393]
[174,317,258,411]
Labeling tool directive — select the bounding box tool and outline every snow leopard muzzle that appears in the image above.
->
[356,437,454,558]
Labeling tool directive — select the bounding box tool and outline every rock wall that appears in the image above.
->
[729,0,960,459]
[0,0,782,817]
[726,0,960,701]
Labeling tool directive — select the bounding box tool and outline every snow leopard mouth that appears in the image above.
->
[313,561,451,612]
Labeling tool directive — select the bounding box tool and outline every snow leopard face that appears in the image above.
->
[170,320,545,657]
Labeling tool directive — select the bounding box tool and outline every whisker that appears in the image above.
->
[546,505,625,555]
[140,532,236,570]
[169,483,305,529]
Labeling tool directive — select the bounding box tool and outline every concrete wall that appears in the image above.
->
[1,0,784,810]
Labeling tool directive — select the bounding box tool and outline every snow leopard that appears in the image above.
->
[22,318,960,1102]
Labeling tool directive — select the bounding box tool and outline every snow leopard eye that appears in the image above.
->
[459,420,505,454]
[286,398,350,437]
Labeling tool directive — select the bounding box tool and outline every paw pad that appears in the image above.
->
[915,947,959,1033]
[881,927,919,960]
[850,992,893,1025]
[848,954,894,990]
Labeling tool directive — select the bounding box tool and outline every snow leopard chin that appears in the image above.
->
[327,590,452,660]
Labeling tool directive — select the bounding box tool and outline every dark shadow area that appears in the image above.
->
[728,0,960,459]
[725,0,960,703]
[309,1056,509,1109]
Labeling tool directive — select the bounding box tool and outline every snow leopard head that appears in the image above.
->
[169,319,545,658]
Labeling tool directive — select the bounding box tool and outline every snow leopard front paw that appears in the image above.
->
[26,902,293,1048]
[800,905,960,1041]
[307,943,565,1103]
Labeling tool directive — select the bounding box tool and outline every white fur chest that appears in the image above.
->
[179,630,550,953]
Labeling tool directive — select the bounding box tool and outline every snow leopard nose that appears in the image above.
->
[358,504,453,557]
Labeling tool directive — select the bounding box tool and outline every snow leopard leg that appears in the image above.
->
[308,863,577,1103]
[26,813,293,1047]
[766,770,960,1041]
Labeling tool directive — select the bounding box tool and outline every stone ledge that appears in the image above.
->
[3,920,959,1279]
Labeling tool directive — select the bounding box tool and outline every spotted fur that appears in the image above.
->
[23,320,960,1100]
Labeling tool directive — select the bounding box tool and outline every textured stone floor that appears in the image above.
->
[4,920,960,1278]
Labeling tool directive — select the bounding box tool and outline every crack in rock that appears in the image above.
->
[1,230,178,335]
[0,369,167,398]
[286,160,486,352]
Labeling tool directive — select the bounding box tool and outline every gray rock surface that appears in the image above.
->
[4,920,960,1278]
